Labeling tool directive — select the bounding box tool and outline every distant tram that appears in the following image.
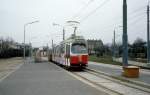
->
[48,35,88,69]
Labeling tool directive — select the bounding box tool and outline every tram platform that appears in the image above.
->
[0,58,108,95]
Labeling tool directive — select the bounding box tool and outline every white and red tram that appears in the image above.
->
[48,35,88,68]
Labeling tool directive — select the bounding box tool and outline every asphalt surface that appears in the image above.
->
[0,61,108,95]
[88,61,150,84]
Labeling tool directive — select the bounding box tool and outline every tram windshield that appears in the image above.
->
[71,43,87,54]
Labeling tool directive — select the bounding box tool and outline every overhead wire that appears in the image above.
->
[128,5,145,14]
[99,7,146,32]
[79,0,145,27]
[101,14,146,34]
[110,5,146,22]
[69,0,147,41]
[128,14,146,30]
[72,0,146,29]
[102,5,146,29]
[71,0,95,20]
[88,14,146,38]
[114,7,146,26]
[128,12,146,22]
[80,0,111,22]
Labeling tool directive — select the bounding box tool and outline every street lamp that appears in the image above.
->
[24,20,39,63]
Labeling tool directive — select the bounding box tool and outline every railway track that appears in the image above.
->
[69,68,150,95]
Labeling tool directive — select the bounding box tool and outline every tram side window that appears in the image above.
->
[63,46,65,53]
[59,47,61,57]
[60,45,65,54]
[66,45,70,57]
[55,48,57,56]
[54,49,56,56]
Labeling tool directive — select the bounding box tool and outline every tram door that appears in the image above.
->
[66,44,70,66]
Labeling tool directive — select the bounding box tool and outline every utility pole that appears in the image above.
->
[147,3,150,65]
[122,0,128,66]
[113,30,116,59]
[24,25,26,63]
[63,28,65,40]
[29,42,32,63]
[74,27,77,37]
[31,43,33,58]
[0,40,2,52]
[47,43,48,56]
[29,42,32,58]
[52,39,53,52]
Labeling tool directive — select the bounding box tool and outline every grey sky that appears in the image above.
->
[0,0,148,47]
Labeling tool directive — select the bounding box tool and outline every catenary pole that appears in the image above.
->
[74,27,77,37]
[24,25,26,63]
[122,0,128,66]
[113,29,116,59]
[63,27,65,40]
[147,3,150,65]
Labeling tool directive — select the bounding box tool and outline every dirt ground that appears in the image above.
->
[0,57,23,79]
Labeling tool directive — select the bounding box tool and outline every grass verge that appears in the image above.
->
[0,57,23,71]
[89,55,122,66]
[129,58,147,63]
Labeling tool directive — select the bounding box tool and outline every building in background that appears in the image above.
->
[87,39,103,55]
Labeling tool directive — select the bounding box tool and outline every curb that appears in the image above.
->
[114,59,150,70]
[86,68,150,93]
[0,63,23,82]
[72,72,123,95]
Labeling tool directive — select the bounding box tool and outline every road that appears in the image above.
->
[0,60,108,95]
[114,58,150,69]
[88,61,150,85]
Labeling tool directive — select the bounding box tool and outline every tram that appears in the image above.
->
[48,35,88,68]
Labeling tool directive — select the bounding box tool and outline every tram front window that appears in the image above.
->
[71,43,87,54]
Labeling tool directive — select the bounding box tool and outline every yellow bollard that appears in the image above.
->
[122,66,140,78]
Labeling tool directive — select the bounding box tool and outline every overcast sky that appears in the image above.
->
[0,0,149,47]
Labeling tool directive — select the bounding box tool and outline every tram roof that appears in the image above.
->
[60,35,86,44]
